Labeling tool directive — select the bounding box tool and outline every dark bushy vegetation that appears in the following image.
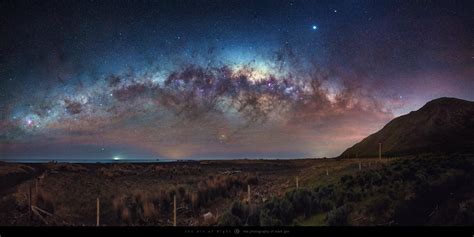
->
[218,155,474,226]
[218,201,261,226]
[110,174,259,225]
[327,204,352,226]
[218,211,243,226]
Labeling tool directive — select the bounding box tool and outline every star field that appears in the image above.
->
[0,0,472,160]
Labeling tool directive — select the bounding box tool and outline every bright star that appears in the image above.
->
[312,25,318,30]
[113,157,120,161]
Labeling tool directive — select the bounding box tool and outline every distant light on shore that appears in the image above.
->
[113,157,121,161]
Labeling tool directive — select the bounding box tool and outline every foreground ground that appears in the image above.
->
[0,154,472,226]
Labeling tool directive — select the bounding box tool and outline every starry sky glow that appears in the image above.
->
[0,0,472,160]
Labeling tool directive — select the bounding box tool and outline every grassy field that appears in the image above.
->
[0,155,471,226]
[297,213,326,226]
[216,154,473,226]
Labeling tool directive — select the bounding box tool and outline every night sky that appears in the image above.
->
[0,0,472,160]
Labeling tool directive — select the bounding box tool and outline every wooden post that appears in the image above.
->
[359,162,362,171]
[326,168,329,176]
[247,184,251,203]
[173,195,176,227]
[296,177,299,189]
[28,182,32,221]
[379,143,382,160]
[35,178,38,205]
[96,197,100,226]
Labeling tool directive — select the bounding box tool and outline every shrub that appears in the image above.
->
[190,191,200,210]
[132,190,143,204]
[401,167,414,180]
[111,191,160,225]
[318,185,335,198]
[371,172,384,186]
[366,195,391,215]
[246,206,261,226]
[245,175,259,185]
[218,211,242,226]
[121,207,132,224]
[141,200,156,219]
[158,189,171,214]
[230,201,248,220]
[276,199,295,224]
[286,189,312,216]
[259,208,282,226]
[265,196,279,207]
[112,195,127,222]
[319,198,334,212]
[36,190,54,214]
[340,175,354,187]
[343,188,361,202]
[454,199,474,225]
[310,196,321,214]
[327,204,352,226]
[178,186,186,199]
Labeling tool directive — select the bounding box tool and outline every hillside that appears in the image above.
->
[340,97,474,158]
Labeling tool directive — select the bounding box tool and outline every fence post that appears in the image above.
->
[359,162,362,171]
[326,168,329,176]
[296,177,299,189]
[35,178,39,205]
[247,184,251,203]
[28,182,32,222]
[173,195,177,227]
[96,197,100,226]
